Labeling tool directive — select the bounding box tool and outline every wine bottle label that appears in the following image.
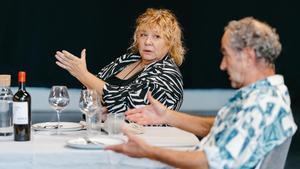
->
[13,102,29,124]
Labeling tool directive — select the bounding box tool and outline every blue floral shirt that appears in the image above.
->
[196,75,297,169]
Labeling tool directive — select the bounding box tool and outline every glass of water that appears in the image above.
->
[105,113,125,135]
[79,89,101,136]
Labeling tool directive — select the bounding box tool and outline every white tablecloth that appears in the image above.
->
[0,127,199,169]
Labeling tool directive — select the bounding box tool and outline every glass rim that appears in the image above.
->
[51,85,68,88]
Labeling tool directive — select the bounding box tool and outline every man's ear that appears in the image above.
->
[243,47,256,66]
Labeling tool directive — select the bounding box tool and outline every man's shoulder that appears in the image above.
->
[246,82,288,102]
[242,84,291,116]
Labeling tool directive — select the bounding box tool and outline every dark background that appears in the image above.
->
[1,0,299,112]
[0,0,299,167]
[1,0,299,89]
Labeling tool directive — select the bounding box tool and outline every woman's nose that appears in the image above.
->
[145,37,152,45]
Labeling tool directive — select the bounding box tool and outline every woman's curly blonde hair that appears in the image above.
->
[129,8,186,66]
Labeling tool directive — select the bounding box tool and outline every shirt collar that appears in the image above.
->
[230,75,284,101]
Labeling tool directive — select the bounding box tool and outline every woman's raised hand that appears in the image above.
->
[55,49,89,81]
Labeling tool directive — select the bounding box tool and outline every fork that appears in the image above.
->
[83,137,104,145]
[44,124,63,129]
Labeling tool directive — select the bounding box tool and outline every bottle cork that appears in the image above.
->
[0,75,11,87]
[18,71,26,83]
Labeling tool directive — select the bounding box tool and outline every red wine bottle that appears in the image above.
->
[13,71,31,141]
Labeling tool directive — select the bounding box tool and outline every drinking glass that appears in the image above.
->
[105,113,125,135]
[79,89,101,136]
[48,86,70,135]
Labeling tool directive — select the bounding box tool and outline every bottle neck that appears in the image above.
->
[19,82,26,90]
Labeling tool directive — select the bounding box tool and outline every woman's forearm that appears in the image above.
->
[79,72,106,96]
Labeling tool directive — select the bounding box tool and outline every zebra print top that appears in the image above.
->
[97,53,184,114]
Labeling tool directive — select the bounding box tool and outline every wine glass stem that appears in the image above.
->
[56,110,61,135]
[86,115,92,137]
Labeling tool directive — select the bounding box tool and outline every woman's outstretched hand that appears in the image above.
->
[55,49,89,81]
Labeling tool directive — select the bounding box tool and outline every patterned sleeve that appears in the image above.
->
[102,58,184,114]
[97,54,132,79]
[203,91,297,169]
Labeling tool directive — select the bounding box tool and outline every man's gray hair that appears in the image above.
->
[225,17,282,65]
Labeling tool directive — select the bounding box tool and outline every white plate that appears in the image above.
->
[32,122,83,131]
[66,136,125,149]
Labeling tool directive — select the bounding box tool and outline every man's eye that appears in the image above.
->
[154,35,161,39]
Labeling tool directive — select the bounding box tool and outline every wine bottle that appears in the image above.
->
[13,71,31,141]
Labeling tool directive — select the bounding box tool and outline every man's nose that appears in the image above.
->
[220,57,226,71]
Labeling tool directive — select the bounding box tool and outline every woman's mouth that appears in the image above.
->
[143,49,152,53]
[142,50,153,56]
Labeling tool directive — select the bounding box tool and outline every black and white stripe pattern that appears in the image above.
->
[97,53,184,114]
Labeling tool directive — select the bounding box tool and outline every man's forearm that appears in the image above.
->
[147,147,209,169]
[165,109,215,137]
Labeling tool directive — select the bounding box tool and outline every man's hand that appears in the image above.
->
[105,127,153,158]
[106,126,209,169]
[125,92,170,125]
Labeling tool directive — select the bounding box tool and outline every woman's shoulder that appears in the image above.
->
[110,53,140,65]
[150,55,180,72]
[143,56,182,79]
[120,53,141,61]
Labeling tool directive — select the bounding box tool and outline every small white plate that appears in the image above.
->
[66,136,125,149]
[32,122,83,131]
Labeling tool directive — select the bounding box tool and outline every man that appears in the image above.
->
[106,17,297,169]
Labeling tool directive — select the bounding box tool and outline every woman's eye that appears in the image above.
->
[140,33,147,37]
[154,35,161,39]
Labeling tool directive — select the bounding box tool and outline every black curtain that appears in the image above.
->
[1,0,299,106]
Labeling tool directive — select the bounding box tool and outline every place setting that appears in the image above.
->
[65,89,127,149]
[32,122,83,132]
[32,87,145,149]
[66,135,125,149]
[65,122,144,150]
[32,86,84,134]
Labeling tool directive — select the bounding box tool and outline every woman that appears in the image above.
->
[54,8,185,114]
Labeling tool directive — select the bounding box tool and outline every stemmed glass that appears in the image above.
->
[79,89,101,136]
[48,86,70,135]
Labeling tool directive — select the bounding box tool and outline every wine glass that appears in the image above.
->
[48,86,70,135]
[79,89,101,136]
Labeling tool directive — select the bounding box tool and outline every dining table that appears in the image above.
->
[0,125,200,169]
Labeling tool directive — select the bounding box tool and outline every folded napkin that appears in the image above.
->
[124,123,144,134]
[33,122,62,129]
